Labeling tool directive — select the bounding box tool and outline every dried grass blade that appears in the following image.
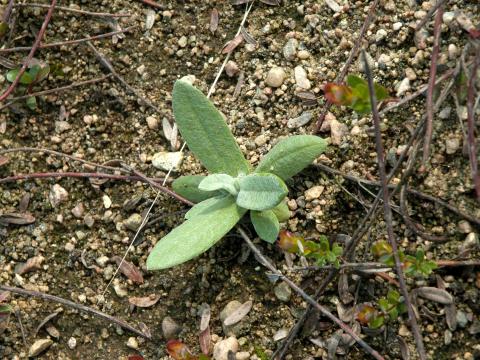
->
[222,33,244,54]
[240,26,257,45]
[210,8,219,33]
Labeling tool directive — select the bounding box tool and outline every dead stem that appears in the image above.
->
[0,0,56,102]
[363,50,427,360]
[14,3,131,17]
[0,285,150,339]
[414,0,447,31]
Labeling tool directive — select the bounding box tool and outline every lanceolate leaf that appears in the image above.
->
[172,175,218,203]
[147,197,246,270]
[255,135,327,180]
[172,80,251,176]
[185,195,230,220]
[251,210,280,243]
[236,173,288,211]
[199,174,238,196]
[271,199,290,222]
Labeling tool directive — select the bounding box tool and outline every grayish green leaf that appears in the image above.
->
[271,199,290,222]
[199,174,238,196]
[26,96,37,110]
[251,210,280,243]
[172,175,218,203]
[147,196,247,270]
[236,173,288,211]
[172,80,251,176]
[185,195,230,220]
[255,135,327,180]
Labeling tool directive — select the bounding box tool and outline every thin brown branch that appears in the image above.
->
[0,74,112,111]
[2,0,15,22]
[363,50,426,360]
[0,285,150,339]
[0,26,136,53]
[414,0,447,31]
[237,226,385,360]
[466,48,480,201]
[312,0,379,133]
[14,3,131,17]
[0,0,57,102]
[14,309,27,347]
[421,5,444,169]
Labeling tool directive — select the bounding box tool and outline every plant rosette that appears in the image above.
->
[146,79,328,270]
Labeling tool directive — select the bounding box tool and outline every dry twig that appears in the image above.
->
[14,3,131,17]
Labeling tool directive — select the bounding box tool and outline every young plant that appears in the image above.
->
[278,230,343,268]
[324,75,389,114]
[0,291,11,335]
[5,60,50,110]
[356,289,407,329]
[371,240,437,277]
[146,80,327,270]
[166,340,210,360]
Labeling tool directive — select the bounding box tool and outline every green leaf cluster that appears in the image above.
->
[147,80,327,270]
[303,236,343,268]
[357,290,407,330]
[345,75,388,114]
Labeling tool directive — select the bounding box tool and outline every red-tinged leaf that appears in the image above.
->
[0,212,35,226]
[277,230,305,254]
[15,255,45,275]
[128,356,145,360]
[128,294,161,308]
[469,28,480,39]
[166,340,197,360]
[0,292,9,303]
[210,8,219,33]
[356,304,376,325]
[199,327,211,355]
[221,33,244,54]
[323,83,353,106]
[111,256,144,284]
[0,155,9,167]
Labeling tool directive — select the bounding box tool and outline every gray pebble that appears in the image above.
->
[265,67,286,88]
[287,112,312,128]
[162,316,182,339]
[283,38,298,60]
[274,281,292,302]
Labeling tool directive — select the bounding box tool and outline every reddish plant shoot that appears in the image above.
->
[166,340,210,360]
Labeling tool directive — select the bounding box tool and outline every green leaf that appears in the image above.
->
[271,199,290,222]
[26,96,37,110]
[198,174,238,196]
[172,175,219,203]
[387,290,400,303]
[147,196,246,270]
[236,173,288,211]
[369,315,385,329]
[378,298,389,312]
[0,22,9,38]
[250,210,280,243]
[172,79,251,176]
[255,135,327,180]
[6,68,33,84]
[185,195,229,220]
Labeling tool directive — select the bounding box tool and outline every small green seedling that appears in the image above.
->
[146,80,327,270]
[6,60,50,110]
[0,291,11,335]
[371,240,437,277]
[324,75,389,114]
[356,289,407,329]
[278,230,343,268]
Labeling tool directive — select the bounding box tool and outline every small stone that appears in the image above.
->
[64,242,75,252]
[49,184,69,207]
[136,64,146,75]
[405,68,417,81]
[273,328,289,341]
[67,337,77,349]
[438,107,451,119]
[444,329,452,345]
[29,339,53,357]
[45,325,60,339]
[448,44,458,59]
[71,203,85,218]
[358,52,375,72]
[236,351,250,360]
[396,78,410,96]
[297,50,310,60]
[287,199,297,211]
[124,213,143,231]
[283,38,298,60]
[254,134,267,147]
[96,256,110,267]
[287,112,312,128]
[274,281,292,302]
[113,279,128,297]
[126,337,139,350]
[330,118,348,145]
[442,12,455,25]
[178,36,188,48]
[162,316,182,339]
[398,324,410,337]
[265,67,286,88]
[294,66,311,89]
[102,195,112,209]
[305,186,324,201]
[225,61,240,77]
[445,137,460,155]
[455,12,475,32]
[146,116,159,130]
[152,151,184,171]
[84,214,95,228]
[213,337,239,360]
[459,233,479,254]
[392,22,403,31]
[325,0,342,12]
[375,29,388,42]
[458,221,472,234]
[55,121,71,133]
[456,310,469,328]
[220,300,245,336]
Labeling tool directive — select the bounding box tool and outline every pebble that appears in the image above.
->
[96,256,110,267]
[84,214,95,228]
[67,337,77,349]
[146,116,159,130]
[55,120,71,133]
[455,12,475,32]
[28,339,53,357]
[448,44,458,59]
[438,107,451,119]
[375,29,388,42]
[213,337,239,360]
[445,137,460,155]
[273,328,289,341]
[178,36,188,48]
[297,50,310,60]
[405,68,417,81]
[113,279,128,297]
[274,281,292,302]
[392,22,403,31]
[287,112,312,128]
[152,151,184,171]
[265,67,286,88]
[126,337,139,350]
[49,184,69,207]
[162,316,182,339]
[442,12,455,25]
[225,61,240,77]
[254,134,268,147]
[459,233,479,254]
[294,66,311,89]
[71,203,85,218]
[358,51,375,72]
[325,0,342,12]
[329,118,348,145]
[456,310,469,328]
[220,300,243,336]
[283,38,298,60]
[136,64,145,75]
[124,213,143,231]
[236,351,250,360]
[444,329,452,345]
[398,324,410,337]
[305,186,324,201]
[458,221,472,234]
[396,78,410,96]
[102,194,112,209]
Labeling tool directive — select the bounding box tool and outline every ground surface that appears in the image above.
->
[1,0,480,359]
